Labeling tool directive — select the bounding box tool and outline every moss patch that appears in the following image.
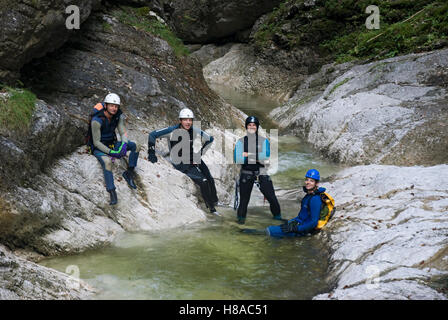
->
[112,6,190,57]
[0,85,36,132]
[253,0,448,64]
[329,77,351,95]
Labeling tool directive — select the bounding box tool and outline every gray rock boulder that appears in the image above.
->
[313,164,448,300]
[270,49,448,166]
[190,43,234,67]
[161,0,283,43]
[203,43,303,102]
[0,0,100,84]
[0,127,240,256]
[0,98,83,187]
[0,245,94,299]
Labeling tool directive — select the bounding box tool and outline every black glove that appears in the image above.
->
[280,221,299,233]
[148,147,158,163]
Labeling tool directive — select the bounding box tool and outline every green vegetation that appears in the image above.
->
[329,77,351,95]
[102,21,112,33]
[254,0,448,63]
[0,85,36,132]
[113,6,190,57]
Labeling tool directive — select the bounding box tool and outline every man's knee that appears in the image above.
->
[102,156,113,171]
[127,141,140,152]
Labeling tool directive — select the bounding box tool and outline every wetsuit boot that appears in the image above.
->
[122,168,137,189]
[108,189,118,205]
[236,216,246,225]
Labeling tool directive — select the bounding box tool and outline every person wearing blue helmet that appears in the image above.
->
[266,169,325,237]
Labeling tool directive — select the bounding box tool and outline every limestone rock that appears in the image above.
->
[0,245,94,299]
[270,49,448,166]
[313,165,448,300]
[0,0,100,84]
[160,0,283,43]
[203,43,302,102]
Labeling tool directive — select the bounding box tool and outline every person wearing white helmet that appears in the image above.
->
[147,107,219,215]
[87,93,141,205]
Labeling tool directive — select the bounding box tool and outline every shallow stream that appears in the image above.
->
[40,85,343,299]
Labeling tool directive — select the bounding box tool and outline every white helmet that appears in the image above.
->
[104,93,121,105]
[179,108,194,119]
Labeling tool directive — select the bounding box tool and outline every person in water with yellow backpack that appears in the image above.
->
[265,169,334,237]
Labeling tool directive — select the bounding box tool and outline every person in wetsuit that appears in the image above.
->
[147,108,219,215]
[266,169,324,237]
[233,116,282,224]
[90,93,140,205]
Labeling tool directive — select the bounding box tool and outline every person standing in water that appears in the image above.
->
[233,116,282,224]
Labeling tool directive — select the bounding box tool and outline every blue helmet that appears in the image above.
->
[305,169,320,181]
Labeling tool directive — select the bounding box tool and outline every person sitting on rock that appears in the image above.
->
[233,116,282,224]
[266,169,323,237]
[147,108,219,215]
[91,93,140,205]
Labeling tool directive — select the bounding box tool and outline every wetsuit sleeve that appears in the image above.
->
[199,130,214,155]
[148,125,177,149]
[297,195,321,233]
[258,138,270,161]
[234,139,245,164]
[91,120,111,154]
[117,115,129,144]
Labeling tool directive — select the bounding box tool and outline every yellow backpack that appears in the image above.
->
[315,192,335,230]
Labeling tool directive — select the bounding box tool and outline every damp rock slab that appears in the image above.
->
[313,164,448,300]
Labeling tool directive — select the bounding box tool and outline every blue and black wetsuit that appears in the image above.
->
[148,124,218,210]
[91,106,140,191]
[234,133,281,222]
[267,187,325,237]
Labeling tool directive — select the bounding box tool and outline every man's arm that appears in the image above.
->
[148,125,178,149]
[117,115,129,144]
[199,129,214,155]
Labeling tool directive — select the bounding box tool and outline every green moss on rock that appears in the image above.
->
[0,85,36,132]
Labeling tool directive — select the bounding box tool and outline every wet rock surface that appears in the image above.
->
[270,49,448,166]
[203,43,304,102]
[0,244,94,299]
[314,165,448,300]
[159,0,283,43]
[0,0,100,84]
